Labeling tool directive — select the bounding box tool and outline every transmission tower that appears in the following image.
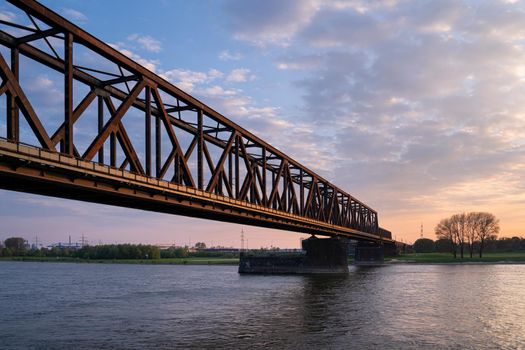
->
[240,228,245,252]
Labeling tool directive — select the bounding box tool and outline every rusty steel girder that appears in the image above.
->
[0,0,389,242]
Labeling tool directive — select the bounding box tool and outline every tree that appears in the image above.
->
[476,213,499,257]
[4,237,27,256]
[435,218,457,258]
[413,238,435,253]
[1,247,13,257]
[194,242,206,250]
[451,213,467,259]
[466,212,481,258]
[161,247,188,258]
[435,238,453,253]
[150,247,161,259]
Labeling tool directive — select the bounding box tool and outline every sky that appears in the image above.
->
[0,0,524,247]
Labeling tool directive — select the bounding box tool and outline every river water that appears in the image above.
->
[0,262,524,349]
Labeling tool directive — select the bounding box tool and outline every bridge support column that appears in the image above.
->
[383,242,398,258]
[354,241,384,265]
[301,236,349,273]
[239,236,349,274]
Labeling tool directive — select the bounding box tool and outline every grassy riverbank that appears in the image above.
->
[0,256,239,265]
[3,252,525,265]
[389,252,525,263]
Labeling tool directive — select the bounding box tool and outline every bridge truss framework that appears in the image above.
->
[0,0,391,243]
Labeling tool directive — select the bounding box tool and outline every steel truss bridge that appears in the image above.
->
[0,0,392,243]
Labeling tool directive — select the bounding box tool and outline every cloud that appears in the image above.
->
[219,50,243,61]
[226,68,255,83]
[109,33,165,72]
[224,0,525,239]
[61,8,88,23]
[158,65,315,164]
[160,68,222,92]
[224,0,320,46]
[207,69,224,79]
[23,74,63,109]
[276,54,322,70]
[202,85,237,96]
[161,68,276,119]
[109,42,160,72]
[128,34,163,53]
[0,10,15,22]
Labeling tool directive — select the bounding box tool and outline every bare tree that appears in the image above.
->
[435,217,457,258]
[466,212,480,258]
[451,213,467,259]
[476,212,499,257]
[436,212,500,259]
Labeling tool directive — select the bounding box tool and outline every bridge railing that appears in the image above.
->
[0,0,380,236]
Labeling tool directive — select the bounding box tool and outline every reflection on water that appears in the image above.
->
[0,262,524,349]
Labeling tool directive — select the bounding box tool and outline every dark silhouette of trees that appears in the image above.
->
[413,238,435,253]
[435,212,500,258]
[451,213,467,259]
[0,247,13,257]
[476,213,499,257]
[160,247,189,258]
[466,213,480,258]
[435,238,453,253]
[435,218,457,258]
[493,236,523,252]
[72,244,160,260]
[4,237,27,256]
[194,242,207,250]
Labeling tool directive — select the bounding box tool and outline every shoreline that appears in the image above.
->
[386,259,525,265]
[0,256,239,266]
[2,256,525,266]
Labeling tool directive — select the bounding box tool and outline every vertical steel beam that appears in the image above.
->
[6,47,19,142]
[250,181,254,203]
[283,163,287,211]
[110,132,116,167]
[174,153,179,183]
[235,135,239,198]
[228,151,233,192]
[62,32,73,155]
[218,171,223,195]
[197,109,203,190]
[155,107,161,177]
[97,95,104,163]
[300,169,304,215]
[145,86,151,176]
[262,147,267,206]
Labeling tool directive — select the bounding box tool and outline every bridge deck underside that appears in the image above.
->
[0,141,391,243]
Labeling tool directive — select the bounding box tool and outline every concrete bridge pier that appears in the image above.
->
[353,241,398,266]
[354,241,385,265]
[238,236,349,274]
[301,236,349,273]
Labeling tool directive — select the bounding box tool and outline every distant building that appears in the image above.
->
[278,248,303,253]
[47,242,83,250]
[154,244,179,249]
[203,248,240,253]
